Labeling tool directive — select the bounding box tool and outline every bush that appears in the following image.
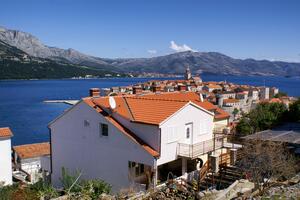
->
[0,184,19,200]
[288,99,300,122]
[29,179,59,200]
[60,167,111,199]
[236,102,288,136]
[80,179,111,200]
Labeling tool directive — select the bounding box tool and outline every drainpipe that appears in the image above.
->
[153,159,158,188]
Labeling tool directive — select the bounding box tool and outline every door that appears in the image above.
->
[185,123,193,144]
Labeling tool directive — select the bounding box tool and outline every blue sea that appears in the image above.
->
[1,75,300,145]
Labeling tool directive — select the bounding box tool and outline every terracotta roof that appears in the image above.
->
[91,92,229,124]
[83,98,159,157]
[214,107,230,120]
[223,99,240,103]
[0,127,13,138]
[13,142,50,159]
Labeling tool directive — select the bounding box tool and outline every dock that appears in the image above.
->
[43,100,79,105]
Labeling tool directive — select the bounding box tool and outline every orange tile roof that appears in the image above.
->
[89,92,229,125]
[223,99,240,103]
[0,127,13,138]
[214,107,230,120]
[83,98,159,157]
[13,142,50,159]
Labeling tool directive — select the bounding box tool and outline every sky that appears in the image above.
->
[0,0,300,61]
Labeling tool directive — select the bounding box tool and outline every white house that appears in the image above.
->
[13,142,51,183]
[0,127,13,185]
[49,91,230,191]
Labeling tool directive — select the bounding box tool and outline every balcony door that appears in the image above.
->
[184,123,193,144]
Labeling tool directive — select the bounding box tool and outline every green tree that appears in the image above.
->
[273,91,287,98]
[236,102,287,137]
[232,108,239,119]
[288,99,300,122]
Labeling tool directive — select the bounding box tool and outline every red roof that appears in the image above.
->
[13,142,50,159]
[89,92,229,125]
[83,98,159,157]
[0,127,13,138]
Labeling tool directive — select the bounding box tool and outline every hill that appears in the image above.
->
[0,40,120,79]
[1,26,300,77]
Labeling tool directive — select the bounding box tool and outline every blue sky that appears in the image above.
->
[0,0,300,61]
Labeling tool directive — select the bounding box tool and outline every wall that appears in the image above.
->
[0,138,12,185]
[50,101,155,191]
[157,104,214,165]
[112,113,160,151]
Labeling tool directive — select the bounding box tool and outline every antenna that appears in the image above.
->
[109,96,116,110]
[199,93,204,102]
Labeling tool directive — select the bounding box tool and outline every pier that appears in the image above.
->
[43,100,79,105]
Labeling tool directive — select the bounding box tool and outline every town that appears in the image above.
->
[1,67,299,199]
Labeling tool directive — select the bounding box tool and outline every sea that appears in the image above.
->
[1,74,300,145]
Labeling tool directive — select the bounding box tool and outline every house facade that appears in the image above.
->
[0,127,13,185]
[13,142,51,183]
[49,91,230,191]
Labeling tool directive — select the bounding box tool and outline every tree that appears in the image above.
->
[237,140,297,194]
[273,91,287,98]
[288,99,300,122]
[232,108,239,119]
[236,102,287,137]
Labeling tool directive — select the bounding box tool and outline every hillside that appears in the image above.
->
[106,51,300,76]
[0,40,120,79]
[1,26,300,77]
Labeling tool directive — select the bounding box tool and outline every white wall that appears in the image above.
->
[113,113,160,151]
[50,101,155,191]
[0,138,12,185]
[157,104,214,165]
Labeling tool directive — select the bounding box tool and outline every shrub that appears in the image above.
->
[29,179,59,200]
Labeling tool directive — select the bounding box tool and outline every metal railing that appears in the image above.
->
[177,136,225,159]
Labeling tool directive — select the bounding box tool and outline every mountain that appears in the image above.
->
[1,26,300,77]
[0,26,112,69]
[0,40,120,79]
[107,51,300,76]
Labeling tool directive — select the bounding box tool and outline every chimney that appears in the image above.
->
[178,85,187,91]
[133,86,142,94]
[89,88,100,97]
[152,85,161,93]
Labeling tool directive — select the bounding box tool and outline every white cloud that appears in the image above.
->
[169,41,196,52]
[147,49,157,54]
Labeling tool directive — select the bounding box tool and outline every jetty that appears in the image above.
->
[43,100,79,105]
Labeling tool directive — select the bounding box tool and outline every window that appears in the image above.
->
[186,127,190,139]
[128,161,145,177]
[100,123,108,136]
[84,120,90,127]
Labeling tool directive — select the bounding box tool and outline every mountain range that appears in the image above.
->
[1,26,300,79]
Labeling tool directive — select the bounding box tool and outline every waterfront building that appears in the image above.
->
[13,142,51,183]
[0,127,13,185]
[49,90,232,191]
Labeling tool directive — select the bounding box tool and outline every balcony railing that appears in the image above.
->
[177,136,225,159]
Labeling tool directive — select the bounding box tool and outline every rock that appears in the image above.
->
[99,193,116,200]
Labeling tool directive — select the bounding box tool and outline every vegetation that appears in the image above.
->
[288,99,300,122]
[0,168,111,200]
[60,167,111,199]
[236,102,288,136]
[0,181,58,200]
[0,59,122,79]
[274,91,287,98]
[237,140,298,195]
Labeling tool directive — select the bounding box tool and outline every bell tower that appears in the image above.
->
[185,66,192,80]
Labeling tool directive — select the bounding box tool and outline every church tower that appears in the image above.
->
[185,66,192,80]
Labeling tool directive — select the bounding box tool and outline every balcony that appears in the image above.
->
[177,136,225,159]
